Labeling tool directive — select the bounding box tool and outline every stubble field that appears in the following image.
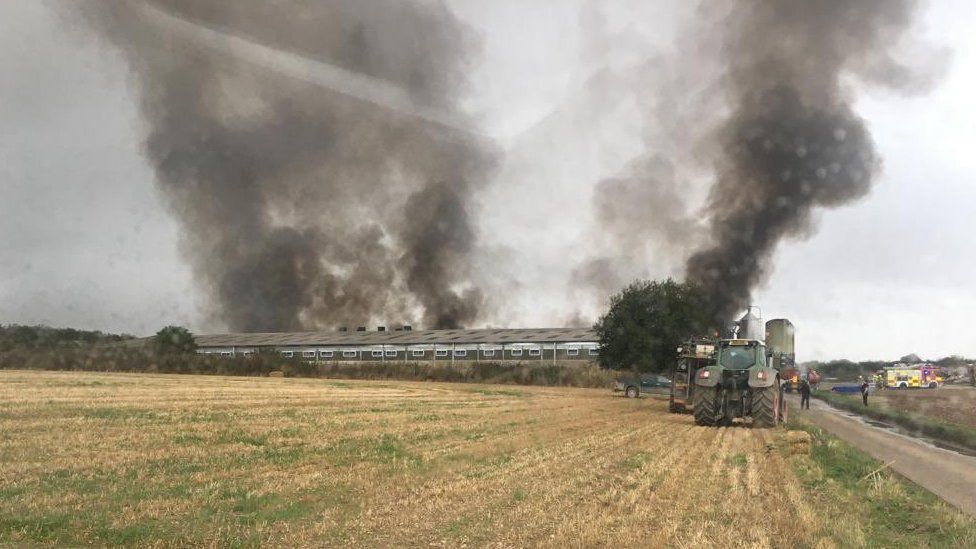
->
[1,370,973,547]
[873,386,976,429]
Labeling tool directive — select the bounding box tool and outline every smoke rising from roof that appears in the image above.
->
[73,0,491,331]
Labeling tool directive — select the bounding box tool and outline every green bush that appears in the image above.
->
[153,326,196,355]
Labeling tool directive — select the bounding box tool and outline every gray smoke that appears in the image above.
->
[71,0,490,331]
[573,5,718,300]
[687,0,934,326]
[585,1,939,328]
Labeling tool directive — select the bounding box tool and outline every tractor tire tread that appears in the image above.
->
[693,387,717,426]
[752,385,776,428]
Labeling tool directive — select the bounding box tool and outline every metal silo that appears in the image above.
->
[737,307,764,340]
[765,318,795,369]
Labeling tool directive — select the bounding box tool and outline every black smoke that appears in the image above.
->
[72,0,490,331]
[686,86,878,325]
[686,0,933,326]
[578,1,937,327]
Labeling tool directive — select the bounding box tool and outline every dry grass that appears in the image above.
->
[0,371,972,547]
[873,386,976,429]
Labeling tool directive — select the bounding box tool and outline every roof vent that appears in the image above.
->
[403,325,412,331]
[338,327,348,332]
[356,326,366,332]
[377,326,386,332]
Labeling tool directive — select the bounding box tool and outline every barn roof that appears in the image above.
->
[195,328,597,347]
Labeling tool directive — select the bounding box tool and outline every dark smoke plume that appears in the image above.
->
[73,0,490,331]
[682,0,934,326]
[581,1,939,327]
[687,0,932,325]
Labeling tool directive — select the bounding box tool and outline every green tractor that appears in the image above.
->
[692,315,792,428]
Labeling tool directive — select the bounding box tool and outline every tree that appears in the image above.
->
[594,278,713,373]
[154,326,197,355]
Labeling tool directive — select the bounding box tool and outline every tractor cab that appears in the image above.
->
[717,339,762,369]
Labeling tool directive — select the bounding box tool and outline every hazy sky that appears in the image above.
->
[1,1,974,361]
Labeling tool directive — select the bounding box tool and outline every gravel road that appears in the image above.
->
[793,396,976,517]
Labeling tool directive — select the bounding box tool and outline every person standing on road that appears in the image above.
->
[799,378,811,410]
[860,379,870,407]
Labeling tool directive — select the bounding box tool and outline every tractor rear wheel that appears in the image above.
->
[693,386,717,426]
[752,384,777,428]
[777,383,788,425]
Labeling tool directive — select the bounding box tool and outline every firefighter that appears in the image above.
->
[798,378,811,410]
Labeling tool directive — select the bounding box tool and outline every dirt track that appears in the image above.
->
[796,396,976,517]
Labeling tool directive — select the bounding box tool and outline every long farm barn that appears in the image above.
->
[195,328,599,363]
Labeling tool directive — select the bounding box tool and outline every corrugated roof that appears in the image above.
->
[196,328,597,347]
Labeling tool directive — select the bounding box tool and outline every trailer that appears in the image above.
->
[669,339,715,413]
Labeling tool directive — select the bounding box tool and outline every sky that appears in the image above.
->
[1,0,974,361]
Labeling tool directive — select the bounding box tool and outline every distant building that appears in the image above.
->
[195,328,599,363]
[899,353,923,364]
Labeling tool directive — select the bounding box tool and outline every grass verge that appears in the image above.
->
[812,390,976,453]
[786,418,976,548]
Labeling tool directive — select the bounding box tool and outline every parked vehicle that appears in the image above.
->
[780,367,822,392]
[614,373,671,398]
[884,365,943,389]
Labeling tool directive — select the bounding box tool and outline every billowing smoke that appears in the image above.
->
[686,0,933,326]
[585,1,938,327]
[574,154,694,295]
[73,0,490,331]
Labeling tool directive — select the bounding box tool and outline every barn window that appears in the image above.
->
[528,348,541,357]
[342,350,357,358]
[482,350,495,357]
[511,349,523,356]
[371,350,384,358]
[302,351,316,358]
[454,350,467,357]
[588,348,599,355]
[319,350,333,358]
[281,351,294,358]
[435,349,449,357]
[385,350,397,358]
[567,348,580,356]
[412,349,425,357]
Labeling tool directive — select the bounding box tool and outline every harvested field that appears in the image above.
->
[1,371,973,547]
[873,386,976,429]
